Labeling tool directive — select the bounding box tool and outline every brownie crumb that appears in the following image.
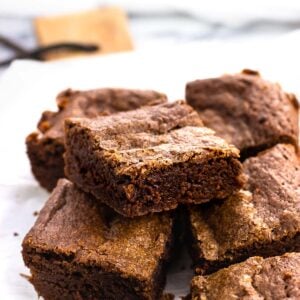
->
[33,211,39,216]
[162,293,175,300]
[241,68,260,76]
[13,232,19,237]
[20,273,31,280]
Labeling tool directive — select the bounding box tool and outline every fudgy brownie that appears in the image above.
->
[186,70,299,159]
[187,143,300,274]
[26,88,167,191]
[64,101,244,217]
[22,179,175,300]
[190,253,300,300]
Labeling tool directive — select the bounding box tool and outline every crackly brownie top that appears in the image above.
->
[186,69,299,152]
[189,143,300,262]
[22,179,173,281]
[191,253,300,300]
[65,101,240,178]
[35,88,167,141]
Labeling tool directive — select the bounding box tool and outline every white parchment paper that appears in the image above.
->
[0,35,300,299]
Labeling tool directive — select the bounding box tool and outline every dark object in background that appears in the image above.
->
[26,88,167,191]
[186,69,299,160]
[190,253,300,300]
[22,179,175,300]
[0,35,99,67]
[1,7,134,66]
[64,101,244,217]
[187,143,300,275]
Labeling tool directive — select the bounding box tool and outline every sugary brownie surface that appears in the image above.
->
[186,70,299,157]
[191,253,300,300]
[65,101,244,216]
[37,88,168,141]
[22,179,174,281]
[67,117,239,177]
[188,144,300,272]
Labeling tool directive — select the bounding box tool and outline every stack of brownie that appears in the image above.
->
[22,70,300,299]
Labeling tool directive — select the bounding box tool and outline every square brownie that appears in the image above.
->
[64,101,244,217]
[22,179,175,300]
[190,253,300,300]
[26,88,167,191]
[187,143,300,274]
[186,70,299,159]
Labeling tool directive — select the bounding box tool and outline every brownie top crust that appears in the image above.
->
[191,253,300,300]
[36,88,167,142]
[65,101,240,178]
[186,70,299,156]
[189,143,300,264]
[22,179,174,281]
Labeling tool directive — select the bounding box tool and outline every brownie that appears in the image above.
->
[187,143,300,274]
[26,88,167,191]
[64,101,245,217]
[186,70,299,159]
[190,253,300,300]
[22,179,175,300]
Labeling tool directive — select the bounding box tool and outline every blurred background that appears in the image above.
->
[1,0,300,75]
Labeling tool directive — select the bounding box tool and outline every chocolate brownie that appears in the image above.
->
[187,143,300,274]
[64,101,244,217]
[186,70,299,159]
[26,88,167,191]
[190,253,300,300]
[22,179,174,300]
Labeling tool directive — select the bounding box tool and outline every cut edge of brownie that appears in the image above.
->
[26,132,65,191]
[23,236,174,300]
[65,142,245,217]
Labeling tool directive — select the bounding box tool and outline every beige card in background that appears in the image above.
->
[34,7,134,60]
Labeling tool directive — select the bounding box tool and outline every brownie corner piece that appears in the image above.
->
[64,101,245,217]
[26,88,167,191]
[190,253,300,300]
[22,179,174,300]
[186,70,299,157]
[187,143,300,274]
